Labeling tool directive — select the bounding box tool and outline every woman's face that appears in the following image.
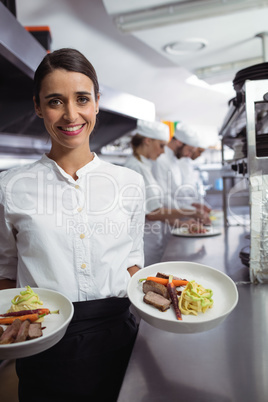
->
[34,69,99,153]
[148,139,166,160]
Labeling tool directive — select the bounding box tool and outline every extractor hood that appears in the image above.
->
[0,3,155,158]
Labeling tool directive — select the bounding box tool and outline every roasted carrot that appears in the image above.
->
[139,277,188,287]
[167,275,182,321]
[0,313,40,325]
[0,308,59,317]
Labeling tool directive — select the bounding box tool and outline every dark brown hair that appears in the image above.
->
[131,134,146,161]
[33,48,99,105]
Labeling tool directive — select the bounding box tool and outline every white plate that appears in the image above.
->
[171,226,221,237]
[127,261,238,334]
[0,288,74,360]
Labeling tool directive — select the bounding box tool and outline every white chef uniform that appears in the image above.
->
[178,156,205,206]
[152,145,183,210]
[125,154,165,267]
[153,123,205,211]
[0,153,145,301]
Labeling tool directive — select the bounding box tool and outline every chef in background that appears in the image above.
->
[125,119,208,266]
[152,122,211,215]
[177,137,211,212]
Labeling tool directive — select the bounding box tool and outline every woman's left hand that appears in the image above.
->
[127,265,140,277]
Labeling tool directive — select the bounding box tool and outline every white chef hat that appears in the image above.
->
[174,123,202,147]
[136,119,169,142]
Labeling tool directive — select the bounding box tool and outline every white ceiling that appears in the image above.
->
[16,0,268,146]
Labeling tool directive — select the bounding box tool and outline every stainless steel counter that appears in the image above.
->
[161,224,250,283]
[118,224,268,402]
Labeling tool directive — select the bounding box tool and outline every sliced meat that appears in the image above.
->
[0,318,21,344]
[15,319,31,343]
[0,326,4,337]
[143,280,169,299]
[27,322,43,340]
[143,291,171,312]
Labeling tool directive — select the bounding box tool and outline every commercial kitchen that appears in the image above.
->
[1,1,268,401]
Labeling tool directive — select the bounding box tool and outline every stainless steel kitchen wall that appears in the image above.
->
[0,3,155,158]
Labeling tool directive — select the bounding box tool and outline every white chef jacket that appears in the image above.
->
[152,146,184,210]
[125,155,163,214]
[124,154,165,266]
[0,153,145,301]
[178,157,205,206]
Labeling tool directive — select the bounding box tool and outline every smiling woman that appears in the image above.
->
[33,49,100,179]
[0,48,145,402]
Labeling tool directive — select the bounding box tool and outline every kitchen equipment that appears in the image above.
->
[220,63,268,282]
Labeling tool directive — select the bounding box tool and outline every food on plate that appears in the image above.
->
[140,272,214,320]
[167,275,182,320]
[190,225,209,234]
[0,320,44,344]
[7,286,43,316]
[181,225,210,235]
[0,308,58,318]
[5,286,59,323]
[15,320,31,343]
[139,276,188,287]
[28,322,43,340]
[143,280,169,299]
[155,272,187,280]
[179,280,213,316]
[0,319,22,344]
[143,291,171,311]
[0,313,42,325]
[0,286,60,344]
[141,272,186,319]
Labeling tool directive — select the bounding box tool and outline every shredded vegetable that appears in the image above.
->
[179,280,213,316]
[7,286,44,321]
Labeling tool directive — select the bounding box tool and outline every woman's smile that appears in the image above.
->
[58,123,86,136]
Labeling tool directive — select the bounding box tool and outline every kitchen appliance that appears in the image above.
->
[220,63,268,283]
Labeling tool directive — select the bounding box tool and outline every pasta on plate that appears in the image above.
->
[7,286,45,322]
[179,280,213,316]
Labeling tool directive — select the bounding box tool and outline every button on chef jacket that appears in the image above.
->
[0,154,145,301]
[124,154,164,266]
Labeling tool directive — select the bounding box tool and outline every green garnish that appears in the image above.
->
[11,286,43,305]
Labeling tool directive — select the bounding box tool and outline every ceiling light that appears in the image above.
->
[113,0,268,33]
[164,39,207,55]
[195,56,264,80]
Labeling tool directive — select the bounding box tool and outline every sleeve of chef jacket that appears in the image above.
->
[126,174,146,269]
[0,181,18,280]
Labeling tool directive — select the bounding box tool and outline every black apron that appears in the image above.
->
[16,297,138,402]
